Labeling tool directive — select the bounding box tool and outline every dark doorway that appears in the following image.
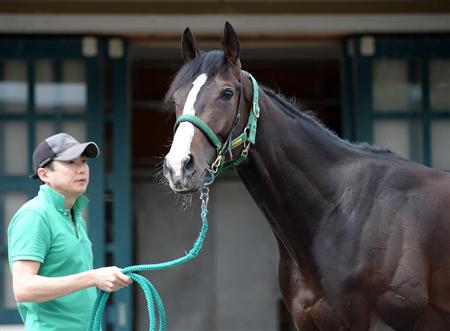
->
[131,42,341,171]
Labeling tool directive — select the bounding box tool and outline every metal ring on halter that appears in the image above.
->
[204,168,215,186]
[211,153,223,174]
[200,186,210,208]
[241,141,250,158]
[200,186,210,198]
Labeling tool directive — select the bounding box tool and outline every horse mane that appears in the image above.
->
[261,86,393,154]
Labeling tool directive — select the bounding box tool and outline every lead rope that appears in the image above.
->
[87,187,210,331]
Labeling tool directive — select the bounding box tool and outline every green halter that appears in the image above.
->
[174,73,260,180]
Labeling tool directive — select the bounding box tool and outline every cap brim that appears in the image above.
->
[54,142,99,161]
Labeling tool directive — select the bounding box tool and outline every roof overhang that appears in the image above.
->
[1,13,450,38]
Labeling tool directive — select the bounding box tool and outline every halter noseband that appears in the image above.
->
[173,73,260,183]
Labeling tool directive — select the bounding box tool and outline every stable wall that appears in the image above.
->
[134,178,281,331]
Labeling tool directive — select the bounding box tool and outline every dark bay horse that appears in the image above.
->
[162,22,450,330]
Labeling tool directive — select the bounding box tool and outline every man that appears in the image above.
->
[8,133,132,331]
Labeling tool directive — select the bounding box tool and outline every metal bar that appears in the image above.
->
[354,37,373,143]
[422,56,431,167]
[0,113,86,120]
[0,38,86,59]
[408,59,421,162]
[0,193,5,308]
[372,112,423,119]
[0,61,5,174]
[85,43,106,270]
[110,39,132,331]
[341,38,355,141]
[28,58,35,183]
[54,60,63,132]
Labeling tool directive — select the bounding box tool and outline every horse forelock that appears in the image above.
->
[163,50,232,112]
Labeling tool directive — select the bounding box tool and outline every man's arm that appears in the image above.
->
[12,260,132,303]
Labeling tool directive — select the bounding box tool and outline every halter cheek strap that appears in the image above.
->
[173,73,260,181]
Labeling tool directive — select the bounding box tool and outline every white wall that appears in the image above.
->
[133,177,280,331]
[1,325,24,331]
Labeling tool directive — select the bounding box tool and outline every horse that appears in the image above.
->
[162,22,450,330]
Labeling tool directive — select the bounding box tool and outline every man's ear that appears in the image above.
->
[37,168,49,183]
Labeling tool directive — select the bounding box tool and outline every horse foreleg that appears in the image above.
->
[277,243,319,330]
[277,241,349,330]
[307,298,350,331]
[278,256,350,330]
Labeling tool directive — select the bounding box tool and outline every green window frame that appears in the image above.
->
[343,35,450,170]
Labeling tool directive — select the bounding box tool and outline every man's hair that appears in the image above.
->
[45,162,55,171]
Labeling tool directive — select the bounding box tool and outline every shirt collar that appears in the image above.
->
[39,184,89,214]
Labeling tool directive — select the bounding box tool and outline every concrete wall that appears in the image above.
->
[134,177,280,331]
[1,326,23,331]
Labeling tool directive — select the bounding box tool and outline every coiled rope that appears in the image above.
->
[87,187,210,331]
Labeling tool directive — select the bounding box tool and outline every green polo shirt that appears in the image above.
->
[8,185,97,331]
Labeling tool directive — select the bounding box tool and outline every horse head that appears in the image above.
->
[163,22,251,193]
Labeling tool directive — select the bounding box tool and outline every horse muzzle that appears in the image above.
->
[163,156,203,193]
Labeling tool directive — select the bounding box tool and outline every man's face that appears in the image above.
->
[40,155,90,199]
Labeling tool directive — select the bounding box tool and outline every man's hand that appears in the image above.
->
[91,266,133,292]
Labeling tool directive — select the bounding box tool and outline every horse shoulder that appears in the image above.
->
[276,238,351,330]
[309,157,450,328]
[345,157,450,328]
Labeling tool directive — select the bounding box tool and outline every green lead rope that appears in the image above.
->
[87,188,210,331]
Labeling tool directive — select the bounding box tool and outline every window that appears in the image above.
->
[0,38,105,326]
[345,36,450,171]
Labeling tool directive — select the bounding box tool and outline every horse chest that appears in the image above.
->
[289,209,431,330]
[279,260,351,330]
[284,258,430,331]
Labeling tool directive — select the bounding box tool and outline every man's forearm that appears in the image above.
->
[14,270,95,303]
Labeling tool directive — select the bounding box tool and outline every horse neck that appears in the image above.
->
[236,89,355,260]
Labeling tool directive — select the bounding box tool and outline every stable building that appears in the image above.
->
[1,1,450,330]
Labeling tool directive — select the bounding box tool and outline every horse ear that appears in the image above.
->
[182,27,200,63]
[222,22,240,66]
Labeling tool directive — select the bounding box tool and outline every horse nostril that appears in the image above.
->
[163,158,173,177]
[182,154,195,174]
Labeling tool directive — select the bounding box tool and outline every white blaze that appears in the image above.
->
[166,73,207,176]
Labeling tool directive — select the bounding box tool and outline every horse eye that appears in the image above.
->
[221,88,234,100]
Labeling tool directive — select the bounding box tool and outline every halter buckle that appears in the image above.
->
[241,142,250,158]
[211,153,223,174]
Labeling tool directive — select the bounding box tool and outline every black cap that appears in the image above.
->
[30,133,99,180]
